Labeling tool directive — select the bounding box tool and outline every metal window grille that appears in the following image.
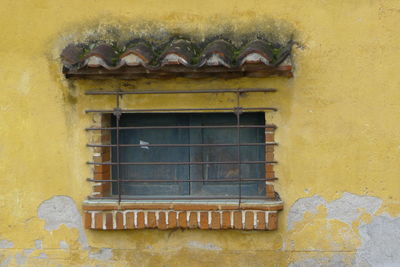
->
[85,88,278,203]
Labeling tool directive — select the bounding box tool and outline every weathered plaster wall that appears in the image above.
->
[0,0,399,266]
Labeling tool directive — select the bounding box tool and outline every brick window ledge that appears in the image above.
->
[83,200,283,231]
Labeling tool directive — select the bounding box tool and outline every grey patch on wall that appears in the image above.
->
[186,241,222,251]
[23,249,34,256]
[287,195,327,230]
[34,240,42,250]
[356,214,400,266]
[0,240,14,249]
[89,248,113,261]
[326,192,383,225]
[288,254,349,267]
[287,193,383,230]
[37,196,88,248]
[35,253,48,259]
[15,253,26,266]
[59,241,69,250]
[0,256,12,267]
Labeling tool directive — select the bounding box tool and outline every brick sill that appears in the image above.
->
[83,199,283,231]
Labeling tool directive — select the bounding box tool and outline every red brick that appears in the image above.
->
[101,151,111,161]
[92,185,102,193]
[147,212,156,228]
[256,212,266,230]
[125,212,134,229]
[265,132,274,142]
[266,152,274,161]
[245,211,254,230]
[268,212,278,230]
[178,212,187,228]
[233,211,242,229]
[265,164,274,174]
[84,212,92,229]
[222,211,231,229]
[266,171,275,179]
[199,212,209,230]
[94,213,103,229]
[158,212,167,230]
[116,212,123,230]
[94,165,109,174]
[93,155,103,163]
[105,213,113,229]
[101,133,111,143]
[188,212,198,229]
[168,211,177,229]
[137,212,145,229]
[211,212,221,230]
[266,184,275,199]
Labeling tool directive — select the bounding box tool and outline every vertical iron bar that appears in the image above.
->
[236,91,242,206]
[115,94,122,203]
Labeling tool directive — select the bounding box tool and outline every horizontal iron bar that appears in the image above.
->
[88,196,271,200]
[87,142,278,148]
[87,160,277,166]
[85,88,277,95]
[87,178,278,183]
[85,107,277,113]
[86,124,276,131]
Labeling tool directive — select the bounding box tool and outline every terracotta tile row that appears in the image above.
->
[61,39,293,78]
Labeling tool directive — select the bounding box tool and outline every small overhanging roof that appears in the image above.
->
[61,39,293,79]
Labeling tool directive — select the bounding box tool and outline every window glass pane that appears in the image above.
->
[111,112,265,198]
[111,114,190,196]
[190,113,265,197]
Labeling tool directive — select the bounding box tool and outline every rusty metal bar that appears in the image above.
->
[87,160,277,166]
[236,92,242,205]
[85,107,277,113]
[87,142,278,148]
[85,88,277,95]
[87,87,277,201]
[115,94,122,203]
[86,125,276,130]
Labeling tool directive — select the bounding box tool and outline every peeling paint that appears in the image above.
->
[356,214,400,266]
[0,240,13,249]
[35,253,48,259]
[288,195,327,230]
[89,248,113,261]
[327,193,383,225]
[37,196,88,248]
[59,241,69,250]
[34,240,42,250]
[15,253,26,266]
[0,256,12,267]
[288,193,383,230]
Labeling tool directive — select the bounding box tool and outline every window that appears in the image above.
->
[111,112,266,199]
[83,88,282,231]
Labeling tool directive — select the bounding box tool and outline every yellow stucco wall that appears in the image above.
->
[0,0,399,266]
